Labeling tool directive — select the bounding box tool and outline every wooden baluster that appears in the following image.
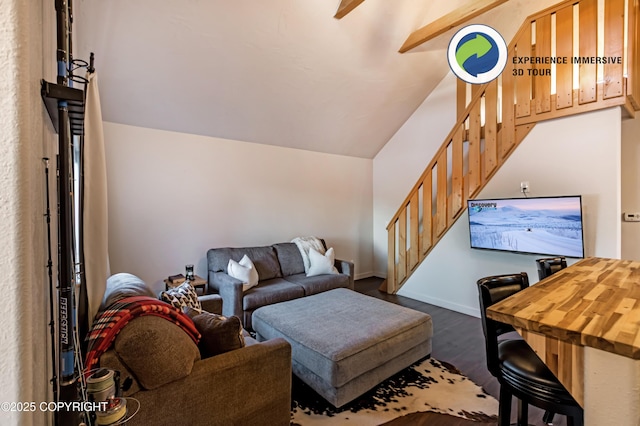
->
[397,207,407,284]
[501,49,516,158]
[604,0,625,99]
[435,153,447,237]
[535,14,552,113]
[484,80,498,179]
[515,24,532,118]
[420,171,433,258]
[387,222,396,293]
[556,5,574,110]
[467,104,481,197]
[579,0,598,104]
[409,192,419,271]
[450,125,464,220]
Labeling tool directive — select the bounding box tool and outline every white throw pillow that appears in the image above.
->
[227,255,259,291]
[307,247,339,277]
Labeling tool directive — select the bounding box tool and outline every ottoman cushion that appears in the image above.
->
[252,288,433,406]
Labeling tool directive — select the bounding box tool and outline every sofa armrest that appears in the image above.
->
[335,258,355,290]
[208,271,244,320]
[198,293,222,314]
[128,338,292,426]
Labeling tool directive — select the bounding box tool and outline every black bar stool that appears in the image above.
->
[535,256,568,424]
[477,273,583,426]
[536,257,567,281]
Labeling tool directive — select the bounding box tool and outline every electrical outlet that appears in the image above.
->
[624,212,640,222]
[520,181,530,193]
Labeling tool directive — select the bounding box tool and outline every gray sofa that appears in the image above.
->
[207,240,354,329]
[97,273,292,426]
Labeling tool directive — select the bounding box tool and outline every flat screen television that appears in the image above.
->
[467,195,584,258]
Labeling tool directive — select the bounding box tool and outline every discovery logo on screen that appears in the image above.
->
[448,24,507,84]
[469,201,497,212]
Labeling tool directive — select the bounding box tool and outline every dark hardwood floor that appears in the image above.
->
[354,277,567,426]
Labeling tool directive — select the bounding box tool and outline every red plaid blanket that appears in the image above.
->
[84,296,201,373]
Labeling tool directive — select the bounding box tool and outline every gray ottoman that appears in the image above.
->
[252,288,433,407]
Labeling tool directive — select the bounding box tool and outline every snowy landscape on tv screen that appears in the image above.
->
[467,197,584,257]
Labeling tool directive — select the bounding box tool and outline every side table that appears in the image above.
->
[164,275,207,294]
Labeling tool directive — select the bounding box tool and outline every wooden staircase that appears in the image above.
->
[382,0,640,294]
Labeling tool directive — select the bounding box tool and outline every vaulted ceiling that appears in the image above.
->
[74,0,557,158]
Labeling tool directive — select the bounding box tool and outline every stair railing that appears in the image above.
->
[384,0,638,293]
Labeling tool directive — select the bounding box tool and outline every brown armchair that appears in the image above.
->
[96,273,292,426]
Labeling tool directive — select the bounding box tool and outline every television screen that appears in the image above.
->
[467,196,584,258]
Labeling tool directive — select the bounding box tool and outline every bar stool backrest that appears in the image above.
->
[536,257,567,281]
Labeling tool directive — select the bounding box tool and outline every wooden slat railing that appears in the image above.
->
[383,0,639,294]
[629,0,640,110]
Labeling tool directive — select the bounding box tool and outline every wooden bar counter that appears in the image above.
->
[487,257,640,425]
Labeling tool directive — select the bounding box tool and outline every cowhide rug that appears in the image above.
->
[291,357,498,425]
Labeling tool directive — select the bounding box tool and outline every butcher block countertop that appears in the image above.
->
[487,257,640,359]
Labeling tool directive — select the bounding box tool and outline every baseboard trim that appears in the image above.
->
[354,272,376,280]
[396,289,480,318]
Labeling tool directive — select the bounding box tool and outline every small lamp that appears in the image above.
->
[185,264,195,281]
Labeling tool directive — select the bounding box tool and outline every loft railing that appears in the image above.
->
[383,0,639,294]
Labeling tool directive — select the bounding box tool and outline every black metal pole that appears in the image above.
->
[67,0,88,360]
[55,0,79,424]
[43,158,59,426]
[56,108,75,377]
[55,0,68,87]
[56,110,79,426]
[67,0,74,84]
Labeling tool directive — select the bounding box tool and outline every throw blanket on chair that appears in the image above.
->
[84,296,201,373]
[292,236,326,274]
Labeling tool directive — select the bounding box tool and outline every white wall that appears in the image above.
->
[622,114,640,260]
[372,73,458,276]
[373,71,622,317]
[0,0,53,424]
[104,123,373,293]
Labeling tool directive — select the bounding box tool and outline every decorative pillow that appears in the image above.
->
[227,255,259,291]
[184,307,245,358]
[160,282,202,312]
[307,247,339,277]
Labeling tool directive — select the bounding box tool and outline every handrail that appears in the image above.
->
[385,82,490,230]
[384,0,638,293]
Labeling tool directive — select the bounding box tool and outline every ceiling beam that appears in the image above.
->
[334,0,366,19]
[399,0,509,53]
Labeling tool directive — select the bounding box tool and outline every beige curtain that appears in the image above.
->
[83,71,110,322]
